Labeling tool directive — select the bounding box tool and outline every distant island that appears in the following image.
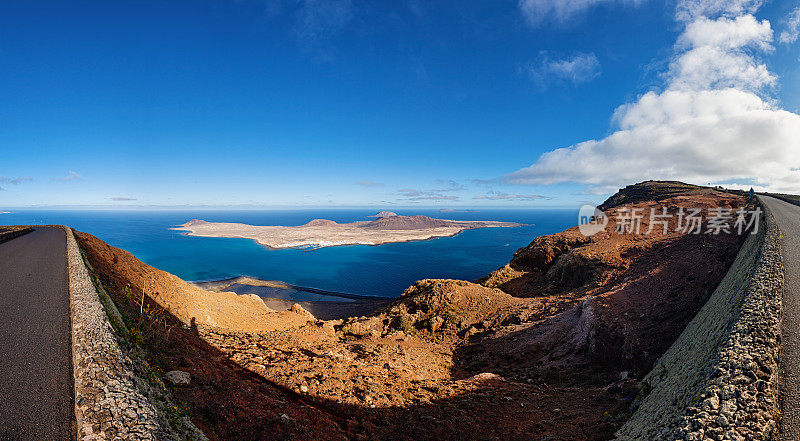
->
[172,212,523,250]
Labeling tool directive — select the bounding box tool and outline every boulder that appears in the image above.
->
[164,370,191,386]
[428,316,445,332]
[340,317,384,337]
[290,303,315,319]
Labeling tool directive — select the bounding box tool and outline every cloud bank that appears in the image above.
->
[505,0,800,193]
[779,7,800,44]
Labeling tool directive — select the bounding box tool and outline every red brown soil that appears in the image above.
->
[75,182,751,441]
[363,215,457,230]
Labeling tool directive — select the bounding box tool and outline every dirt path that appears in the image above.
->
[0,227,74,440]
[761,196,800,440]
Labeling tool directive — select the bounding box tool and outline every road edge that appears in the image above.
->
[616,200,784,439]
[66,226,166,440]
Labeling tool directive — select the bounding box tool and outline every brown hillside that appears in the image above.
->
[76,181,753,440]
[362,214,453,230]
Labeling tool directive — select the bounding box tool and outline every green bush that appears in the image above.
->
[395,313,414,333]
[443,310,459,327]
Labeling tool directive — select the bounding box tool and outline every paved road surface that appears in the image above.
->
[0,227,73,440]
[761,196,800,440]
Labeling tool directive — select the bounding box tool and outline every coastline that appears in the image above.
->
[194,276,395,320]
[171,216,524,250]
[176,227,470,251]
[193,276,393,301]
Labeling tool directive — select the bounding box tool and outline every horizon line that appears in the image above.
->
[0,204,581,211]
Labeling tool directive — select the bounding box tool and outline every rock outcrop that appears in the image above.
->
[598,180,709,211]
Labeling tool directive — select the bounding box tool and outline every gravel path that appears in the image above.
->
[762,195,800,440]
[0,227,74,440]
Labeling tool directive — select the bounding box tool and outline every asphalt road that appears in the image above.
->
[0,227,74,440]
[761,196,800,441]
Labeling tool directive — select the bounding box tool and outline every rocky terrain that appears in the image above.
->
[172,214,523,250]
[75,182,755,440]
[195,277,393,320]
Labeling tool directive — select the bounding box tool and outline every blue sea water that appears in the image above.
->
[0,209,577,297]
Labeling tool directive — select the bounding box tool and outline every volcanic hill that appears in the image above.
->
[75,181,753,440]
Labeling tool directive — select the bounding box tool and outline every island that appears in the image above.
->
[171,212,524,250]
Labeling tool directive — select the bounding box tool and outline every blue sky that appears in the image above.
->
[2,0,800,208]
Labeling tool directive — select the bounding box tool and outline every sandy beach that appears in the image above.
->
[194,276,394,320]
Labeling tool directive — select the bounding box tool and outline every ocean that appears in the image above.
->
[0,208,577,297]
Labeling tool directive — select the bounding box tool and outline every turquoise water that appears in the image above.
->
[0,209,577,297]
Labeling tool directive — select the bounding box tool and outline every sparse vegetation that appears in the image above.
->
[77,236,205,441]
[442,310,460,328]
[394,313,415,333]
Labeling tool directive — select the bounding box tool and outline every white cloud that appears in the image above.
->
[677,15,772,51]
[666,46,775,92]
[779,7,800,44]
[474,191,547,200]
[397,188,459,201]
[110,196,137,201]
[675,0,763,22]
[519,0,644,26]
[506,89,800,191]
[670,15,775,92]
[356,180,385,187]
[526,52,601,88]
[0,176,33,185]
[396,180,468,202]
[434,179,466,191]
[504,4,800,194]
[52,171,82,182]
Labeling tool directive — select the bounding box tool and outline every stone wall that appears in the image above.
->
[616,201,783,440]
[766,194,800,208]
[0,226,31,243]
[67,227,205,440]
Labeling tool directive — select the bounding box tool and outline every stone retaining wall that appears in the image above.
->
[616,201,783,440]
[0,226,31,243]
[67,227,199,440]
[766,194,800,208]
